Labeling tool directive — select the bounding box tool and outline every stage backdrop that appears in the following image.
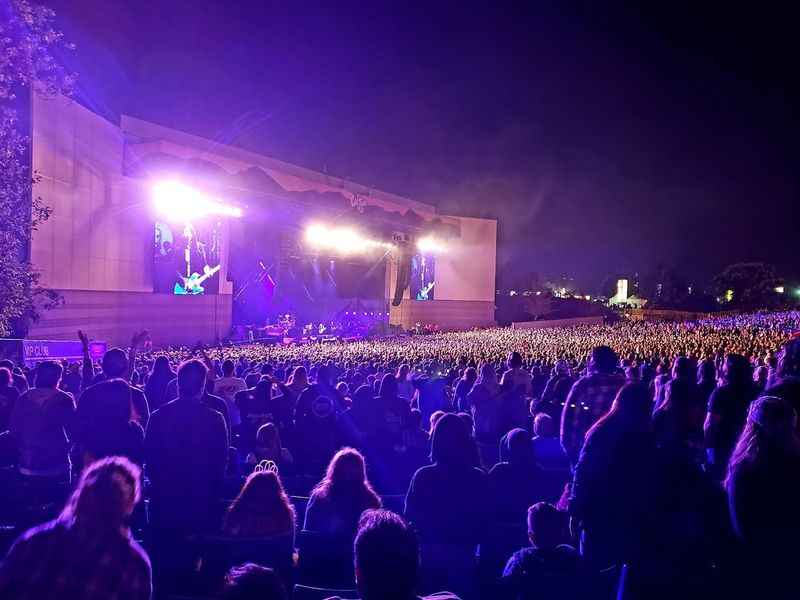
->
[27,94,497,344]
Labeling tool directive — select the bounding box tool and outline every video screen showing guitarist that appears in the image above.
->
[154,220,222,295]
[410,254,435,301]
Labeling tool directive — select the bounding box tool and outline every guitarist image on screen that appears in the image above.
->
[173,223,220,295]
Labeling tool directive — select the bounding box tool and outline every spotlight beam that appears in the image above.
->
[304,223,394,255]
[151,180,242,222]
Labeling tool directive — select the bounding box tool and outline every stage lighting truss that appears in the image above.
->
[151,180,242,222]
[303,223,395,255]
[416,235,447,254]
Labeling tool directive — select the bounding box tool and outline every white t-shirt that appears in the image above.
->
[214,376,247,426]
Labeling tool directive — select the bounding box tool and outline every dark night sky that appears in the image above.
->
[47,0,798,292]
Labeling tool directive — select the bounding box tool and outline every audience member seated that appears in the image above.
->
[221,562,287,600]
[304,448,381,538]
[324,509,461,600]
[0,456,151,600]
[224,465,296,539]
[530,414,569,472]
[489,428,546,524]
[245,423,294,473]
[501,502,580,600]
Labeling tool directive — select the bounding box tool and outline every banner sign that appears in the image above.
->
[21,340,107,367]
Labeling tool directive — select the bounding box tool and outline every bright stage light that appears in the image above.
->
[304,224,394,254]
[416,236,446,254]
[151,180,242,222]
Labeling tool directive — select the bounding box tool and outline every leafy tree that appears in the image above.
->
[0,0,75,336]
[713,262,781,309]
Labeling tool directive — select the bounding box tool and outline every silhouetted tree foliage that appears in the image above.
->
[0,0,75,336]
[713,262,782,310]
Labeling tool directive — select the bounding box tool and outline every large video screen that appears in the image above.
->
[410,254,435,300]
[154,220,222,295]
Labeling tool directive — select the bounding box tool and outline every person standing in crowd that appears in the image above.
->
[215,359,248,430]
[536,360,574,422]
[696,359,717,407]
[502,351,532,398]
[570,383,656,567]
[560,346,626,464]
[304,447,381,538]
[405,413,489,596]
[396,364,415,403]
[79,330,150,430]
[377,373,411,450]
[469,363,503,467]
[0,456,152,600]
[454,367,478,413]
[145,359,228,536]
[0,360,29,395]
[324,509,461,600]
[0,367,20,432]
[725,396,800,599]
[9,361,76,479]
[653,378,704,455]
[144,356,175,412]
[74,379,144,467]
[704,354,757,478]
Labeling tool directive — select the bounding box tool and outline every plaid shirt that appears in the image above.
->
[0,519,151,600]
[560,372,626,463]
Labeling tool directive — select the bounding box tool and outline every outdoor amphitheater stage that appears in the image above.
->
[25,95,497,348]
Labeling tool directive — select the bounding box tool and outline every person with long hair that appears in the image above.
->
[764,337,800,423]
[144,355,175,412]
[303,447,381,537]
[405,413,489,546]
[704,354,757,478]
[570,383,656,567]
[454,367,478,413]
[725,396,800,598]
[223,467,296,539]
[653,378,704,455]
[404,413,489,597]
[245,423,293,473]
[0,456,151,599]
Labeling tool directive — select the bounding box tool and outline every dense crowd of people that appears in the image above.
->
[0,310,799,599]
